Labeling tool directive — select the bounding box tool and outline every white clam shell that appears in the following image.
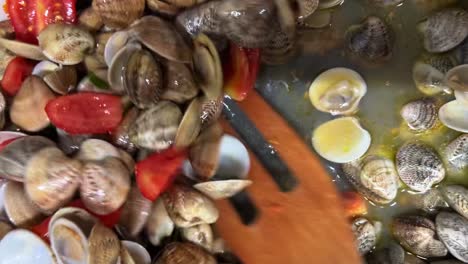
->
[104,31,131,67]
[194,180,252,200]
[455,90,468,105]
[445,64,468,92]
[439,100,468,133]
[0,229,56,264]
[146,198,174,246]
[121,241,151,264]
[32,61,59,77]
[50,218,89,264]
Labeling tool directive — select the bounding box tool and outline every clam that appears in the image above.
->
[346,16,393,61]
[418,9,468,53]
[193,180,252,200]
[318,0,344,9]
[3,181,44,227]
[312,117,371,163]
[32,60,59,77]
[366,242,405,264]
[108,42,142,95]
[0,229,56,263]
[24,147,82,214]
[412,53,457,95]
[175,97,203,149]
[95,32,112,65]
[80,157,131,215]
[130,16,192,63]
[43,66,78,95]
[118,149,136,173]
[342,155,398,204]
[77,138,120,161]
[88,223,121,264]
[409,188,449,213]
[392,215,447,258]
[49,207,98,232]
[79,7,103,32]
[129,101,183,151]
[0,91,5,129]
[294,0,319,19]
[84,57,108,81]
[124,49,164,109]
[155,242,217,264]
[92,0,145,29]
[112,107,139,153]
[146,198,175,246]
[400,98,439,132]
[193,34,223,100]
[121,241,151,264]
[396,142,445,192]
[444,64,468,92]
[0,136,55,182]
[370,0,405,6]
[181,224,214,251]
[436,212,468,263]
[161,61,199,104]
[0,47,14,79]
[440,185,468,220]
[455,90,468,105]
[10,76,56,132]
[200,95,223,128]
[118,186,152,238]
[38,24,95,65]
[56,128,90,155]
[445,134,468,170]
[146,0,181,16]
[162,185,219,228]
[189,122,223,180]
[309,67,367,115]
[0,38,46,60]
[104,31,131,67]
[352,217,380,255]
[439,100,468,133]
[297,9,332,30]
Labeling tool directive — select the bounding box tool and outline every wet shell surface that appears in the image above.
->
[112,107,139,153]
[396,142,445,192]
[418,8,468,53]
[193,180,252,200]
[175,97,203,149]
[352,217,379,255]
[441,185,468,219]
[181,224,214,251]
[412,53,456,95]
[4,181,43,227]
[43,66,77,95]
[445,134,468,170]
[121,240,151,264]
[366,242,405,264]
[200,95,223,128]
[38,24,95,65]
[88,223,121,264]
[146,198,175,246]
[346,16,393,61]
[400,98,438,132]
[0,229,56,263]
[77,138,120,161]
[444,64,468,93]
[50,217,90,264]
[312,117,371,163]
[92,0,145,29]
[118,186,152,238]
[0,38,46,61]
[155,242,216,264]
[108,42,141,95]
[439,100,468,133]
[342,155,398,204]
[436,212,468,263]
[104,31,131,67]
[161,61,199,104]
[192,34,223,99]
[392,215,448,258]
[309,67,367,115]
[189,122,223,180]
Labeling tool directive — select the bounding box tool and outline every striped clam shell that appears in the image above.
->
[352,217,379,255]
[88,223,121,264]
[445,134,468,170]
[436,212,468,263]
[400,98,438,132]
[200,95,223,127]
[441,185,468,220]
[92,0,145,29]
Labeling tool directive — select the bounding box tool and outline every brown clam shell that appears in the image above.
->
[200,95,223,128]
[4,181,44,227]
[79,7,104,32]
[147,0,180,16]
[193,180,252,200]
[118,186,152,238]
[92,0,145,29]
[175,97,203,149]
[181,224,214,251]
[161,61,199,104]
[189,122,223,181]
[43,66,77,95]
[88,223,121,264]
[155,242,216,264]
[77,138,120,161]
[112,107,139,153]
[146,198,175,246]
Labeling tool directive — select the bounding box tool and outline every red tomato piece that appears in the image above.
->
[1,57,35,96]
[30,216,51,242]
[45,93,123,135]
[68,199,122,228]
[341,191,368,218]
[135,148,187,201]
[224,43,261,101]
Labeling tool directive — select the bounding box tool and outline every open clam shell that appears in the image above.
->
[108,42,141,95]
[43,66,77,95]
[0,38,46,60]
[118,186,152,238]
[439,100,468,133]
[161,60,199,104]
[50,218,91,264]
[146,198,175,246]
[194,180,252,200]
[4,181,44,227]
[121,241,151,264]
[400,98,439,132]
[88,223,121,264]
[104,31,131,67]
[193,34,223,99]
[0,229,56,263]
[92,0,145,29]
[175,97,203,149]
[77,138,120,161]
[49,207,98,233]
[181,224,214,251]
[444,64,468,93]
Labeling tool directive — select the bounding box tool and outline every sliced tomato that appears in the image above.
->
[1,57,35,96]
[135,148,187,201]
[68,199,122,228]
[223,43,261,101]
[45,92,123,135]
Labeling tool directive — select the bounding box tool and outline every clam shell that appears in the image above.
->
[189,122,223,180]
[4,181,44,227]
[112,107,139,153]
[80,157,131,215]
[56,128,90,155]
[175,97,203,149]
[146,198,175,246]
[436,212,468,263]
[370,0,404,6]
[38,24,95,65]
[346,16,393,61]
[352,217,379,255]
[261,20,297,65]
[163,185,219,228]
[161,61,199,104]
[445,64,468,93]
[441,185,468,220]
[95,33,113,65]
[366,242,405,264]
[342,155,398,204]
[439,100,468,133]
[193,34,223,99]
[0,47,14,79]
[408,188,449,214]
[43,66,77,95]
[129,101,183,151]
[0,136,55,182]
[297,10,332,30]
[312,117,371,163]
[181,224,214,251]
[118,149,135,173]
[10,76,56,132]
[445,134,468,170]
[25,147,82,214]
[50,218,90,264]
[200,95,223,128]
[88,223,120,264]
[418,8,468,53]
[413,62,449,96]
[0,229,56,263]
[455,90,468,105]
[193,180,252,200]
[392,215,447,258]
[79,7,103,32]
[400,98,438,132]
[396,142,445,192]
[104,31,131,67]
[309,67,367,115]
[77,138,120,161]
[92,0,145,29]
[175,1,222,37]
[48,207,98,234]
[155,242,216,264]
[121,241,151,264]
[130,16,192,63]
[108,43,141,95]
[318,0,344,9]
[0,38,46,60]
[118,186,152,238]
[147,0,180,16]
[0,92,5,129]
[295,0,319,19]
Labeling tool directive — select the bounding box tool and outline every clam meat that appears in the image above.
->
[400,98,439,132]
[436,212,468,263]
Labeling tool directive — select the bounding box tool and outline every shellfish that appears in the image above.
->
[352,217,380,255]
[146,198,175,246]
[400,98,439,132]
[436,212,468,263]
[0,229,55,263]
[412,53,456,95]
[445,134,468,170]
[155,242,216,264]
[439,100,468,133]
[92,0,145,29]
[440,185,468,220]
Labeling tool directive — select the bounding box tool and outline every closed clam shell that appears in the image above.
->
[0,229,56,264]
[92,0,145,29]
[436,212,468,263]
[189,122,223,180]
[129,101,183,151]
[175,1,222,37]
[342,155,398,204]
[88,223,120,264]
[441,185,468,220]
[80,157,131,215]
[79,7,103,32]
[0,46,14,79]
[400,98,438,132]
[193,180,252,200]
[0,136,55,182]
[25,147,82,214]
[163,185,219,228]
[444,64,468,93]
[445,134,468,170]
[396,142,445,192]
[104,31,131,67]
[112,107,139,153]
[0,38,46,61]
[352,217,380,255]
[155,242,216,264]
[38,24,95,65]
[346,16,393,61]
[193,34,223,99]
[439,100,468,133]
[108,43,141,95]
[4,181,44,227]
[181,224,213,251]
[418,9,468,53]
[50,218,90,264]
[43,66,77,95]
[200,95,223,128]
[392,215,447,258]
[366,242,405,264]
[161,61,199,104]
[146,198,175,246]
[118,186,152,238]
[175,97,203,149]
[77,138,120,161]
[130,16,192,63]
[10,76,56,132]
[121,240,151,264]
[409,188,449,213]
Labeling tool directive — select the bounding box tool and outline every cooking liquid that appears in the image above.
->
[256,0,468,260]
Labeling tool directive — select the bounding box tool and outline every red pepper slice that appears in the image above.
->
[1,57,35,96]
[45,92,123,135]
[223,43,261,101]
[135,148,187,201]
